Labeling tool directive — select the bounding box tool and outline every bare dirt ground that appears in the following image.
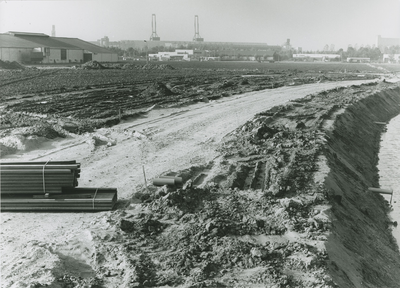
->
[1,62,400,288]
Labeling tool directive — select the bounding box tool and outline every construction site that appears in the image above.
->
[2,2,400,285]
[1,54,400,287]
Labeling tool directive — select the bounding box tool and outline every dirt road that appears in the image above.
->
[3,79,378,196]
[0,78,379,287]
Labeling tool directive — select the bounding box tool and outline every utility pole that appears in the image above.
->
[144,40,148,64]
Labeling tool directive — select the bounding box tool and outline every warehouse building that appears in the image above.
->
[55,37,118,62]
[0,31,117,64]
[0,33,41,63]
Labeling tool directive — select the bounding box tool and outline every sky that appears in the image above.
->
[1,0,399,51]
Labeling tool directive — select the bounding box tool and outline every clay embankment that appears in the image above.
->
[323,86,400,287]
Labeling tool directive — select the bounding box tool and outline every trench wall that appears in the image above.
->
[324,86,400,288]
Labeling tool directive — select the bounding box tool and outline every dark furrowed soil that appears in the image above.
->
[0,63,379,138]
[0,63,377,98]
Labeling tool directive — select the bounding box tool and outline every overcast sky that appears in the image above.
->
[1,0,399,51]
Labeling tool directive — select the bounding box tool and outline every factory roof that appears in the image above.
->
[0,32,115,54]
[0,34,39,48]
[7,31,50,37]
[14,35,78,49]
[55,37,114,54]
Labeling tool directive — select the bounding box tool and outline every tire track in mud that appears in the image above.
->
[11,78,379,198]
[0,69,62,88]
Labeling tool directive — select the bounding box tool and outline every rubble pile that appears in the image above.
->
[86,180,334,287]
[141,82,176,98]
[82,60,107,70]
[0,60,26,70]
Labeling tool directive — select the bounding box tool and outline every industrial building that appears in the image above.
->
[0,31,118,64]
[149,49,195,61]
[91,13,280,62]
[377,35,400,52]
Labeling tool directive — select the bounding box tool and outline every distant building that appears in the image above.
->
[0,31,118,63]
[294,47,302,53]
[382,54,400,63]
[147,48,275,62]
[377,35,400,52]
[99,36,110,47]
[282,39,291,50]
[149,49,195,61]
[110,39,279,53]
[56,37,118,62]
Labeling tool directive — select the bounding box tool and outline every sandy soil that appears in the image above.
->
[1,77,387,288]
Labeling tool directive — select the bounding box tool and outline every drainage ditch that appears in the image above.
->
[378,113,400,247]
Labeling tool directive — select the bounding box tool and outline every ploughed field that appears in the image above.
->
[0,61,381,136]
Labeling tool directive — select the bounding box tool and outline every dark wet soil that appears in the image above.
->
[0,62,379,136]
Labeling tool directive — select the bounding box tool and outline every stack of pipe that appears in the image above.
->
[1,161,79,194]
[1,187,118,211]
[0,161,117,211]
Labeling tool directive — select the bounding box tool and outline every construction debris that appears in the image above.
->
[81,60,107,70]
[152,175,183,186]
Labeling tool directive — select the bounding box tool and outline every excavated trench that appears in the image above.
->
[322,86,400,287]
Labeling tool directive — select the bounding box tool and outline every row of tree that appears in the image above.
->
[339,46,383,60]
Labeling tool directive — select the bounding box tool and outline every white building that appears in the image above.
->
[149,49,194,61]
[382,54,400,63]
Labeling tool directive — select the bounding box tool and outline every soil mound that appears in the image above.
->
[82,60,107,70]
[0,60,26,70]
